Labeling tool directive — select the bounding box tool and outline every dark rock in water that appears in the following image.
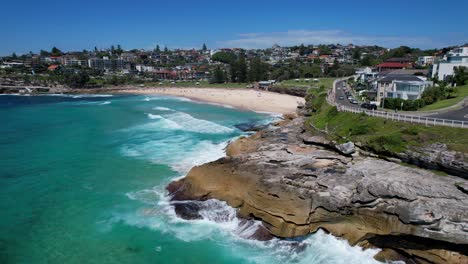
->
[289,241,308,254]
[248,224,274,241]
[172,201,203,220]
[234,122,269,132]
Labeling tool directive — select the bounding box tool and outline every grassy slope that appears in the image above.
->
[277,78,335,89]
[305,88,468,154]
[419,83,468,111]
[142,81,247,88]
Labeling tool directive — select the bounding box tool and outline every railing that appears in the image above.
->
[337,104,468,128]
[328,77,468,129]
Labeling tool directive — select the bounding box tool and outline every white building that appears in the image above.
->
[431,46,468,81]
[135,65,155,72]
[417,56,435,66]
[355,67,378,83]
[376,75,433,102]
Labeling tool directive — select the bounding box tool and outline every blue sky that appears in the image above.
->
[2,0,467,55]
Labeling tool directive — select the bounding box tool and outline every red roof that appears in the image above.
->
[376,62,407,68]
[48,65,59,70]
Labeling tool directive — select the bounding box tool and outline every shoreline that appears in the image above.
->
[113,87,305,115]
[1,86,305,115]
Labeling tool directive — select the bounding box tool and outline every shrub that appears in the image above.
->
[369,133,405,152]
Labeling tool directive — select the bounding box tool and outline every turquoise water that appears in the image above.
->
[0,94,380,264]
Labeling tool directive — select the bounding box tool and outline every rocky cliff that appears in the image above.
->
[167,116,468,263]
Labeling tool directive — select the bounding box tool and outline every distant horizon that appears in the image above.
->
[3,41,468,57]
[1,0,467,56]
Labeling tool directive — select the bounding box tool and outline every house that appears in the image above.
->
[417,56,436,66]
[355,67,378,83]
[376,62,408,72]
[376,75,432,102]
[385,57,414,64]
[431,46,468,81]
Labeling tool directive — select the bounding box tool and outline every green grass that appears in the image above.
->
[419,84,468,111]
[305,87,468,154]
[142,80,247,89]
[277,78,335,89]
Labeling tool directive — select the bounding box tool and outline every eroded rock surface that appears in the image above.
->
[167,117,468,263]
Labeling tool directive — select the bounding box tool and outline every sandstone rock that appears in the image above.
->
[399,143,468,179]
[167,117,468,263]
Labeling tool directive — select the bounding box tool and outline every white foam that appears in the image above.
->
[71,94,113,98]
[71,101,112,106]
[147,113,162,119]
[110,195,382,264]
[153,106,173,111]
[142,96,191,102]
[121,138,227,174]
[160,112,234,134]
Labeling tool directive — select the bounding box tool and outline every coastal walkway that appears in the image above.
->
[326,77,468,129]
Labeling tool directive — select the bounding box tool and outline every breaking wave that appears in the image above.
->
[139,112,234,134]
[153,106,173,111]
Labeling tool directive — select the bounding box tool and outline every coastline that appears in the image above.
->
[112,87,305,114]
[1,86,305,115]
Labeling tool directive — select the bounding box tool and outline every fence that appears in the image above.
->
[337,104,468,128]
[328,77,468,129]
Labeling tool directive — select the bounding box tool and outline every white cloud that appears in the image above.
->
[217,29,450,49]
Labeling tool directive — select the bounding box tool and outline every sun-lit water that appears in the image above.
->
[0,94,380,264]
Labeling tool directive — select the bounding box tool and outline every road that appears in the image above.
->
[428,107,468,122]
[334,80,359,107]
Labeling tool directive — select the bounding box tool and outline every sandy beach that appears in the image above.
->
[116,87,305,114]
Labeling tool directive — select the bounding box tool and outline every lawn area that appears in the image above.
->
[305,88,468,154]
[277,78,335,89]
[419,84,468,111]
[143,80,247,88]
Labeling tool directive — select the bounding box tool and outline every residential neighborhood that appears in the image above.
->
[1,43,467,111]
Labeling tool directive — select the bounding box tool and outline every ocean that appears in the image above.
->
[0,94,380,264]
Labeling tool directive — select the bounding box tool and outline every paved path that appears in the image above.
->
[428,106,468,122]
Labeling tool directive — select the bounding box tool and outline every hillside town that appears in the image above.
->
[1,43,467,110]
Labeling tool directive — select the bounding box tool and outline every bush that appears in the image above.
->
[369,134,405,153]
[350,123,372,136]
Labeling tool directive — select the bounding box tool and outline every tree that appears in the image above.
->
[298,43,306,56]
[94,46,98,52]
[212,66,225,83]
[51,47,62,56]
[40,50,50,56]
[361,55,372,66]
[164,46,169,53]
[116,44,123,54]
[235,53,247,83]
[317,45,331,55]
[154,45,161,53]
[63,71,90,88]
[248,57,269,82]
[202,43,207,51]
[211,52,236,64]
[110,45,115,54]
[352,48,361,61]
[11,52,17,59]
[453,66,468,86]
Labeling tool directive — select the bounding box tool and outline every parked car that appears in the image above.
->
[351,99,358,104]
[361,102,377,110]
[338,96,344,100]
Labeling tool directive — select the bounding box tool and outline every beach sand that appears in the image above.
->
[116,87,305,114]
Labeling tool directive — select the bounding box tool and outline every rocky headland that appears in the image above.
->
[167,112,468,263]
